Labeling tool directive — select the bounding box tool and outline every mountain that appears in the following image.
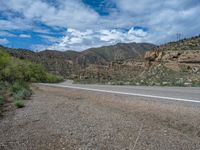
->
[2,35,200,86]
[75,35,200,86]
[2,42,155,77]
[75,42,155,66]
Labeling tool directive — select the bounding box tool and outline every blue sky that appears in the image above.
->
[0,0,200,51]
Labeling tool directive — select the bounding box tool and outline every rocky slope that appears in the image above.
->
[1,42,155,77]
[140,49,200,86]
[131,36,200,86]
[74,42,155,68]
[76,35,200,86]
[153,35,200,51]
[3,35,200,86]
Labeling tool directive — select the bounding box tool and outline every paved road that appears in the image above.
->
[41,81,200,103]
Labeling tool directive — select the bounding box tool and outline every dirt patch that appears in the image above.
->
[0,84,200,150]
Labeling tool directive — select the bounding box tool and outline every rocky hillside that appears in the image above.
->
[141,37,200,86]
[2,42,155,77]
[76,35,200,86]
[77,42,155,64]
[144,35,200,69]
[153,35,200,51]
[2,35,200,86]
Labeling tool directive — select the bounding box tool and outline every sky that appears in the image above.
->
[0,0,200,51]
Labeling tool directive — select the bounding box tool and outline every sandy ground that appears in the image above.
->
[0,84,200,150]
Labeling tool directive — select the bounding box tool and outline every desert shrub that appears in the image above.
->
[0,81,7,91]
[45,73,64,83]
[14,100,25,108]
[0,96,4,106]
[0,49,64,113]
[10,82,30,93]
[10,82,32,100]
[0,50,10,70]
[13,88,32,100]
[27,63,47,82]
[0,50,63,83]
[0,95,5,114]
[1,59,46,83]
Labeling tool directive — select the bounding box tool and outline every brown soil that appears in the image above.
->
[0,84,200,150]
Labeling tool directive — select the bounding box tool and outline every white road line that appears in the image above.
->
[40,84,200,103]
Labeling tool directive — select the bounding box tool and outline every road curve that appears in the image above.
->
[39,81,200,103]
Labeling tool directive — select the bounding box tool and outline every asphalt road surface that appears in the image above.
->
[41,81,200,104]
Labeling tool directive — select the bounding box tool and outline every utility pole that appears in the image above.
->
[176,33,181,41]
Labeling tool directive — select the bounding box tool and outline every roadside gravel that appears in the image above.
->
[0,84,200,150]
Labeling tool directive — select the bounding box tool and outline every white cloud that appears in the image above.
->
[0,38,9,45]
[114,0,162,14]
[19,34,31,38]
[49,28,148,51]
[113,0,200,43]
[1,0,200,50]
[2,0,99,29]
[0,31,16,37]
[39,35,61,43]
[0,19,32,30]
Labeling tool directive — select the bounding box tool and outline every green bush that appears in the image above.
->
[13,88,32,100]
[0,96,4,106]
[0,49,64,84]
[27,63,47,82]
[45,73,64,83]
[10,82,30,93]
[14,100,25,108]
[0,49,64,113]
[0,81,7,91]
[1,59,46,83]
[10,82,32,100]
[0,50,10,70]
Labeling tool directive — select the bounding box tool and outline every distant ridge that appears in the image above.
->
[2,42,156,77]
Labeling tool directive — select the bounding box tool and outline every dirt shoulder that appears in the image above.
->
[0,84,200,150]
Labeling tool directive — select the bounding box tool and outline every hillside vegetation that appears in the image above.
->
[0,49,63,115]
[2,42,155,77]
[75,35,200,86]
[154,35,200,51]
[2,35,200,87]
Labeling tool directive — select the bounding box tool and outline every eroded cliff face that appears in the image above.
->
[74,35,200,86]
[144,50,200,73]
[76,50,200,86]
[145,50,200,62]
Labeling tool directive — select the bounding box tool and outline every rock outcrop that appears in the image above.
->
[145,50,200,63]
[75,35,200,86]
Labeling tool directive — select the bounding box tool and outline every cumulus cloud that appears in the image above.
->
[0,38,9,45]
[1,0,99,29]
[49,28,148,51]
[113,0,200,43]
[0,0,200,50]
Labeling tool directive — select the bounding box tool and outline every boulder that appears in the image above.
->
[144,51,159,61]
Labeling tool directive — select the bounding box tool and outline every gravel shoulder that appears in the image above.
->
[0,84,200,150]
